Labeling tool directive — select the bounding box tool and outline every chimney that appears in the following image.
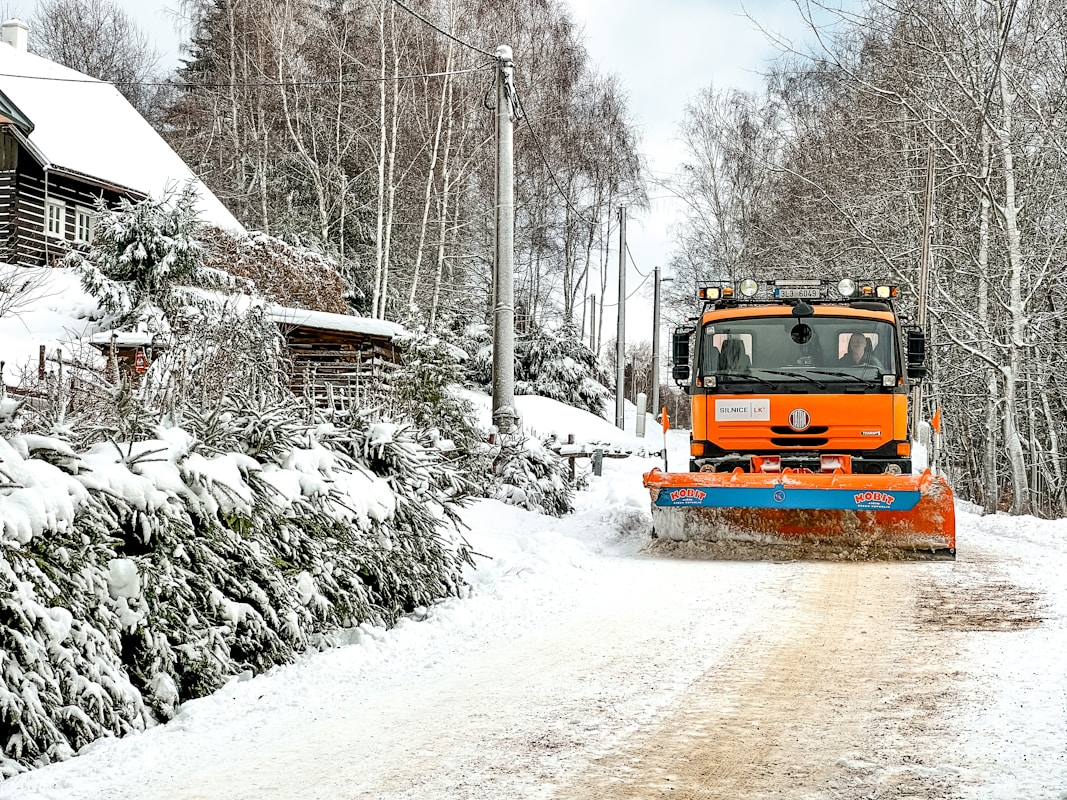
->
[2,19,28,53]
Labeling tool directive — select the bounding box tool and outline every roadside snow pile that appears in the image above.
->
[960,507,1067,555]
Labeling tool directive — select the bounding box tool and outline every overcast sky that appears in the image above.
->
[565,0,822,342]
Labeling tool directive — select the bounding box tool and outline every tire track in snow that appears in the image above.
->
[95,557,788,800]
[559,561,968,799]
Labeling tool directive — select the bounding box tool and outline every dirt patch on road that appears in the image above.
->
[916,578,1044,631]
[555,562,968,800]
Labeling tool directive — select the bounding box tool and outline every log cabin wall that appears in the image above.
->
[0,130,138,266]
[0,168,14,263]
[14,164,128,266]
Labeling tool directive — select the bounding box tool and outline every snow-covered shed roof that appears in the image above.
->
[81,307,407,346]
[0,25,243,232]
[266,305,406,339]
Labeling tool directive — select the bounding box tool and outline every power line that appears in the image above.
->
[0,64,494,89]
[599,269,652,308]
[511,83,602,230]
[626,243,649,278]
[390,0,496,58]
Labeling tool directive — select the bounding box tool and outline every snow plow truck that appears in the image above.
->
[644,278,955,560]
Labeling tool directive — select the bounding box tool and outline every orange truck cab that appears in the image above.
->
[672,278,928,477]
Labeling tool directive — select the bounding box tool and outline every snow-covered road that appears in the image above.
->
[180,557,785,800]
[4,428,1067,800]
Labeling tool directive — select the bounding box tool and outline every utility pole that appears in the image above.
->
[588,294,596,352]
[651,266,673,430]
[614,206,627,429]
[912,145,935,439]
[492,45,516,434]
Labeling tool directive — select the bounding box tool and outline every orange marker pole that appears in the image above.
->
[661,406,670,471]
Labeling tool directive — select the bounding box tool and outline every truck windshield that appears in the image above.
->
[698,316,898,383]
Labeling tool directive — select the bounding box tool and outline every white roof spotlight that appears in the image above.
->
[837,277,857,297]
[740,278,759,297]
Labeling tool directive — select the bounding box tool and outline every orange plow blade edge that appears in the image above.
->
[643,468,956,560]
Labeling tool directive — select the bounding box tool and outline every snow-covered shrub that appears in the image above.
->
[391,329,493,510]
[515,325,611,417]
[390,329,486,473]
[450,325,585,510]
[458,323,611,417]
[323,418,473,615]
[66,184,234,329]
[489,431,574,517]
[0,394,475,768]
[95,401,472,720]
[0,436,150,778]
[456,323,494,388]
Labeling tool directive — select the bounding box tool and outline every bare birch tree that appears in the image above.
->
[31,0,164,120]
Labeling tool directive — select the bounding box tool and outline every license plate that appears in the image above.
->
[775,287,822,299]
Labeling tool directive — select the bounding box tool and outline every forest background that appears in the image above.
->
[13,0,1067,519]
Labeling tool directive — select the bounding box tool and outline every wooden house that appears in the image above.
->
[0,19,241,267]
[0,21,404,409]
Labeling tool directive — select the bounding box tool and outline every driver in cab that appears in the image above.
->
[839,332,881,369]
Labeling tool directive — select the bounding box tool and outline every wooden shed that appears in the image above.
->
[266,305,406,407]
[84,307,404,407]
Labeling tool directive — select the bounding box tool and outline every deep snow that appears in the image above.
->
[1,394,1065,799]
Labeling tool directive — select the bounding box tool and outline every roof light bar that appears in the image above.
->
[700,278,899,303]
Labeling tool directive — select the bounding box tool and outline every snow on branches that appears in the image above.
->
[0,402,472,776]
[0,190,475,775]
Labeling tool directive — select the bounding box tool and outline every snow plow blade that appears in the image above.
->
[643,468,955,561]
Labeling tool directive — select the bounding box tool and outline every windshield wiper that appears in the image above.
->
[806,368,879,382]
[716,371,775,386]
[749,368,828,389]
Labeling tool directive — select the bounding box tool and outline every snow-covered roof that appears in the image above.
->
[265,305,406,339]
[83,307,406,346]
[0,36,243,232]
[87,330,157,348]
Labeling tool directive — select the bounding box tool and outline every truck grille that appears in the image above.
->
[770,437,830,447]
[770,425,829,435]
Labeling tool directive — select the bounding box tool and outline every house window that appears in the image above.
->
[46,200,66,239]
[75,208,95,243]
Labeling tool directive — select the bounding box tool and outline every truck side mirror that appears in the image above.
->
[906,328,927,381]
[671,329,692,387]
